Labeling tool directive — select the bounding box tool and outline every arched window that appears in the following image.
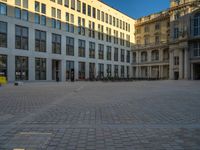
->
[151,50,159,61]
[141,51,147,62]
[194,12,200,36]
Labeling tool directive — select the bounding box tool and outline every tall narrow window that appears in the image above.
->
[15,25,28,50]
[78,40,85,57]
[121,49,125,62]
[98,63,104,79]
[0,55,7,78]
[71,0,75,10]
[66,61,74,80]
[98,44,104,60]
[0,21,7,48]
[126,51,130,63]
[114,48,118,61]
[15,56,29,80]
[35,58,46,80]
[107,46,112,61]
[89,42,95,58]
[78,62,85,79]
[66,36,74,56]
[35,30,46,52]
[52,33,61,54]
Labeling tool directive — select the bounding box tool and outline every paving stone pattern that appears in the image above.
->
[0,81,200,150]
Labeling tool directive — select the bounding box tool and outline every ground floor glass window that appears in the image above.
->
[0,54,7,78]
[35,58,46,80]
[15,56,28,80]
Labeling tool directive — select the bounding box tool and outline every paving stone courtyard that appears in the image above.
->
[0,81,200,150]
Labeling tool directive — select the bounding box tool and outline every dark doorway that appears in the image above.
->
[174,72,179,80]
[193,63,200,80]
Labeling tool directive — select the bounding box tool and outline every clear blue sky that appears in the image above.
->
[102,0,170,19]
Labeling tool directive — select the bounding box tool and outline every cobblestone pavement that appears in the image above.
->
[0,81,200,150]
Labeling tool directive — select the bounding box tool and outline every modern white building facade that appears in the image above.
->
[0,0,135,82]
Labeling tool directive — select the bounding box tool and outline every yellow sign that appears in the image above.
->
[0,76,7,84]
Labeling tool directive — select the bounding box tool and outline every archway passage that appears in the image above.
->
[193,63,200,80]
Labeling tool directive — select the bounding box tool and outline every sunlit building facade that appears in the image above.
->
[0,0,200,82]
[0,0,135,82]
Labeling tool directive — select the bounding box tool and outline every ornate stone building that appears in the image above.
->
[133,11,170,79]
[133,0,200,80]
[169,0,200,80]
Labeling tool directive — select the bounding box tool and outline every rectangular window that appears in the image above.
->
[41,15,46,25]
[193,42,200,57]
[35,30,46,52]
[121,49,125,62]
[41,4,46,14]
[98,44,104,60]
[88,5,91,16]
[114,65,118,77]
[107,64,112,77]
[15,0,21,6]
[77,0,81,12]
[35,1,40,12]
[52,33,61,54]
[71,0,75,10]
[35,58,46,80]
[174,56,179,65]
[92,7,96,18]
[15,7,21,19]
[66,60,74,80]
[89,42,95,58]
[15,56,28,80]
[51,7,56,17]
[34,13,40,24]
[15,25,28,50]
[64,0,69,7]
[89,63,95,79]
[107,46,112,61]
[126,51,130,63]
[97,9,100,20]
[98,63,104,78]
[78,39,85,57]
[57,9,61,19]
[78,62,85,79]
[23,0,28,8]
[114,48,118,61]
[57,0,62,5]
[0,55,7,78]
[0,21,7,48]
[82,2,86,14]
[22,10,28,21]
[101,11,104,22]
[174,27,179,39]
[66,36,74,56]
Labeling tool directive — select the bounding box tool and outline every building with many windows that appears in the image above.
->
[0,0,135,82]
[169,0,200,80]
[0,0,200,82]
[133,10,170,79]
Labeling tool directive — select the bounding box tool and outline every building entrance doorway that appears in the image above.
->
[174,72,179,80]
[52,60,61,81]
[193,63,200,80]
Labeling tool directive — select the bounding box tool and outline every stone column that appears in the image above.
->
[184,48,190,79]
[179,49,184,79]
[61,60,66,82]
[191,63,194,80]
[169,50,174,80]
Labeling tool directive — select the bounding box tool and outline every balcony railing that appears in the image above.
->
[132,41,168,50]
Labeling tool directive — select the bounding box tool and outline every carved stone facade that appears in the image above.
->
[133,0,200,80]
